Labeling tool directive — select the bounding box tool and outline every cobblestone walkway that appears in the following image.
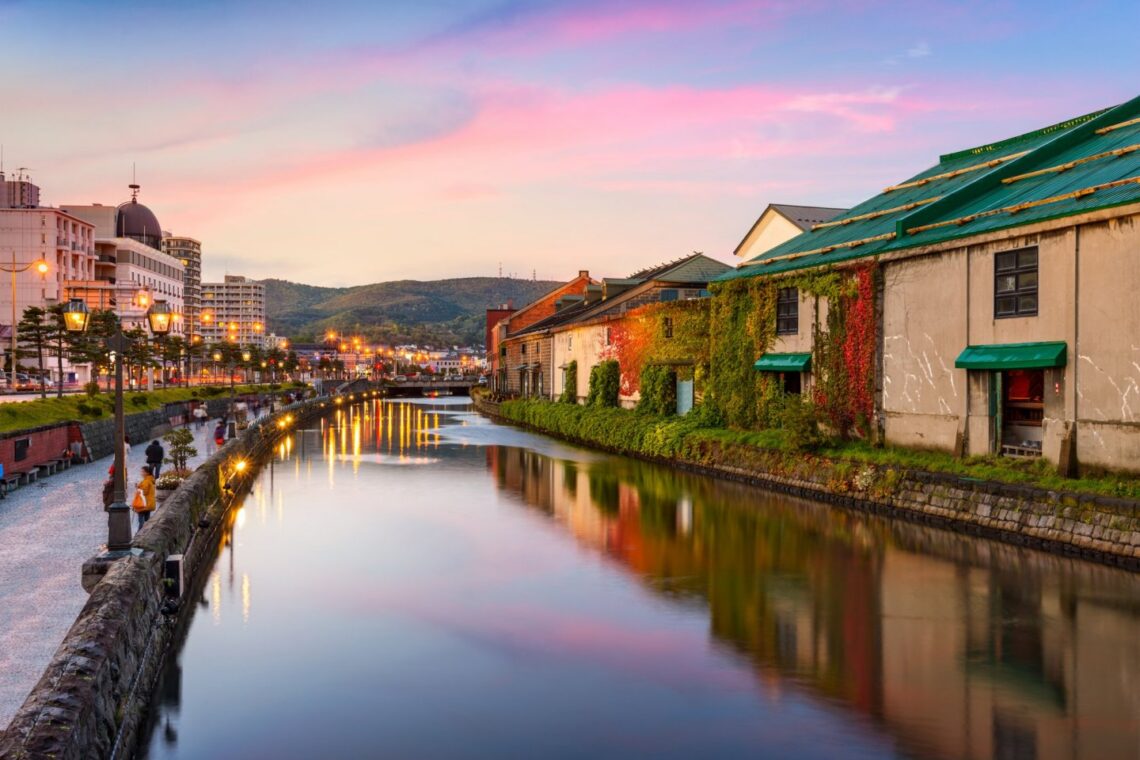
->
[0,415,248,728]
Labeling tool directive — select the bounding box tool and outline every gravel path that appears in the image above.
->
[0,415,246,728]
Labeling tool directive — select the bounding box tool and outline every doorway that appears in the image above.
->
[999,369,1043,457]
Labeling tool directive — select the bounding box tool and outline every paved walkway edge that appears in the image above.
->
[0,397,332,760]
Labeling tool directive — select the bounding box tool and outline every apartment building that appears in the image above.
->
[199,275,266,346]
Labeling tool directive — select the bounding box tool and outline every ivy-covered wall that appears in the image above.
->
[605,299,711,400]
[708,262,880,436]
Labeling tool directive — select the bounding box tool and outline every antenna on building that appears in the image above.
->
[498,262,502,277]
[129,163,140,203]
[532,269,536,281]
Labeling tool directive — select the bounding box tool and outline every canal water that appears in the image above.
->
[141,398,1140,759]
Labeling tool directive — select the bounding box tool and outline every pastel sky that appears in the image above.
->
[1,0,1137,286]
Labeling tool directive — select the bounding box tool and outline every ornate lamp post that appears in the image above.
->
[69,299,170,552]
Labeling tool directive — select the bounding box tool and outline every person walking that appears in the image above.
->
[213,421,227,447]
[133,465,156,530]
[145,439,165,478]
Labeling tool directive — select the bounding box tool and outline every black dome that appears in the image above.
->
[116,199,163,250]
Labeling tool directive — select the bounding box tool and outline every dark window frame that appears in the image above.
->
[994,247,1038,319]
[776,287,799,335]
[663,317,673,339]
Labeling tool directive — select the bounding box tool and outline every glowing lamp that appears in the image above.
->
[63,299,90,333]
[146,301,173,336]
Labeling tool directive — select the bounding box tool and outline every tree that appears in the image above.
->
[17,306,55,399]
[162,427,197,472]
[68,310,121,392]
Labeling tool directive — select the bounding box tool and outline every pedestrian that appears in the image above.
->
[102,467,114,509]
[193,405,208,428]
[133,465,156,529]
[145,439,165,477]
[213,421,227,447]
[0,461,5,500]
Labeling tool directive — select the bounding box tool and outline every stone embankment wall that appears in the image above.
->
[0,396,333,760]
[80,396,251,461]
[474,396,1140,569]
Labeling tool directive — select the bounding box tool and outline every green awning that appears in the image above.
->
[753,353,812,372]
[954,341,1067,370]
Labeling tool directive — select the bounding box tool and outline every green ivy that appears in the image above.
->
[586,359,620,407]
[637,365,676,416]
[559,359,578,403]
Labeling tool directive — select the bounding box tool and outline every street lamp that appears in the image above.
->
[68,300,170,553]
[0,255,49,389]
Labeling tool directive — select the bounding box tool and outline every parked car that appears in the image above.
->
[394,375,407,383]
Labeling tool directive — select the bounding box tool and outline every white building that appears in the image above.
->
[199,275,265,347]
[61,188,186,335]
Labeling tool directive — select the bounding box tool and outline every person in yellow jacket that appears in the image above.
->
[134,464,157,530]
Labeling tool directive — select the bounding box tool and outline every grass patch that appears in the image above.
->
[497,398,1140,501]
[0,384,303,434]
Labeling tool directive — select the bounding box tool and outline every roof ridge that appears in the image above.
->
[900,94,1140,239]
[939,107,1112,164]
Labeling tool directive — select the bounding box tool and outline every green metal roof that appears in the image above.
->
[954,341,1067,370]
[753,352,812,372]
[721,95,1140,282]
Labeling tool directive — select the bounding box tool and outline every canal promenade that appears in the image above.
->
[0,415,245,728]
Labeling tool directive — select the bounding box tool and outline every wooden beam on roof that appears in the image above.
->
[1095,116,1140,135]
[743,232,896,267]
[1001,143,1140,185]
[883,152,1028,193]
[811,196,940,230]
[905,175,1140,235]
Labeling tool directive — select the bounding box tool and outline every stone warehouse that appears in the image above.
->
[722,93,1140,474]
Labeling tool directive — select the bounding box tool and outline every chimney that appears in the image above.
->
[578,270,589,279]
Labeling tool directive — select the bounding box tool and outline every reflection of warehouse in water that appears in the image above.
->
[487,444,1140,759]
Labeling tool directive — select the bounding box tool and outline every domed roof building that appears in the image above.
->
[116,184,163,250]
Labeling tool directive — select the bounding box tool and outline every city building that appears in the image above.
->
[162,236,202,343]
[199,275,265,346]
[61,186,185,335]
[722,93,1140,473]
[0,173,98,383]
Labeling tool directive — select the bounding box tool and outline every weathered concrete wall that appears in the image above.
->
[0,396,332,760]
[879,212,1140,473]
[1073,216,1140,470]
[881,249,967,452]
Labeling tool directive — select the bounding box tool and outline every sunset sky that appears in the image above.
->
[1,0,1136,286]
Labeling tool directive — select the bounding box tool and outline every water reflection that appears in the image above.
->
[486,445,1140,760]
[141,399,1140,759]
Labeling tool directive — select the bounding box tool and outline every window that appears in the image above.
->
[521,344,527,355]
[659,289,678,302]
[995,247,1038,318]
[663,317,673,339]
[776,287,799,335]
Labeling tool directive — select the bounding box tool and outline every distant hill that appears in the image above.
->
[262,276,562,347]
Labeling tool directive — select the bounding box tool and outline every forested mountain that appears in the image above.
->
[262,276,561,347]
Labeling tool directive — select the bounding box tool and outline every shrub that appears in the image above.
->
[559,360,578,404]
[780,395,827,452]
[77,402,104,418]
[269,383,282,390]
[84,381,100,399]
[129,394,149,407]
[163,427,198,471]
[636,365,676,416]
[586,360,620,408]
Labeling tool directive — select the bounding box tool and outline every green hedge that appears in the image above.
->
[637,365,676,416]
[495,397,1140,501]
[586,359,620,407]
[559,360,578,403]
